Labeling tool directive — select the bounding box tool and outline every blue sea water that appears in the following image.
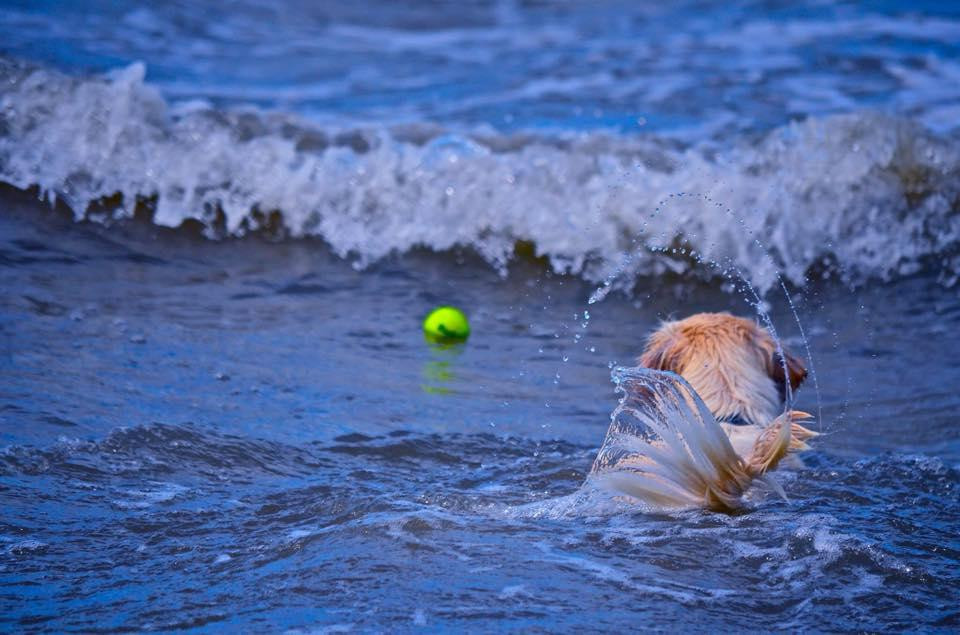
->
[1,1,959,632]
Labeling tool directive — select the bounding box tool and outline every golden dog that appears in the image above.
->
[639,312,813,457]
[595,313,817,512]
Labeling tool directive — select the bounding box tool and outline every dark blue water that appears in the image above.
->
[2,187,959,631]
[2,0,960,631]
[4,0,960,136]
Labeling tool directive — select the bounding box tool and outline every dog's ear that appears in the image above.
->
[770,350,807,395]
[638,331,682,373]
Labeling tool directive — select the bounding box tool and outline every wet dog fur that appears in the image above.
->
[598,312,818,512]
[638,312,814,458]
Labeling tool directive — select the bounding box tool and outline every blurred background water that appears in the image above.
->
[4,0,960,136]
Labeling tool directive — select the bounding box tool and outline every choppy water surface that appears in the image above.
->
[1,0,960,631]
[2,192,959,631]
[2,2,960,292]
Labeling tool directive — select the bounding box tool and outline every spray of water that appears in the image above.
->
[573,191,826,431]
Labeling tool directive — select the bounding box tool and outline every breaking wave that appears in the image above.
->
[1,58,958,292]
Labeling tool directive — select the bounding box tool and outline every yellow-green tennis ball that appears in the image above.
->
[423,306,470,341]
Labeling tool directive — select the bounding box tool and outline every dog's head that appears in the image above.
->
[637,312,807,426]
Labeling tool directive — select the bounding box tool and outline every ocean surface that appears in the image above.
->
[1,0,959,631]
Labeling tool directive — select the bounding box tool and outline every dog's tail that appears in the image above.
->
[745,410,818,478]
[591,368,815,513]
[747,410,818,476]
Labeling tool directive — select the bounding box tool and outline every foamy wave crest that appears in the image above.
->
[1,59,958,291]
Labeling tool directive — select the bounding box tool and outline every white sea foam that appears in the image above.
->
[1,59,957,292]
